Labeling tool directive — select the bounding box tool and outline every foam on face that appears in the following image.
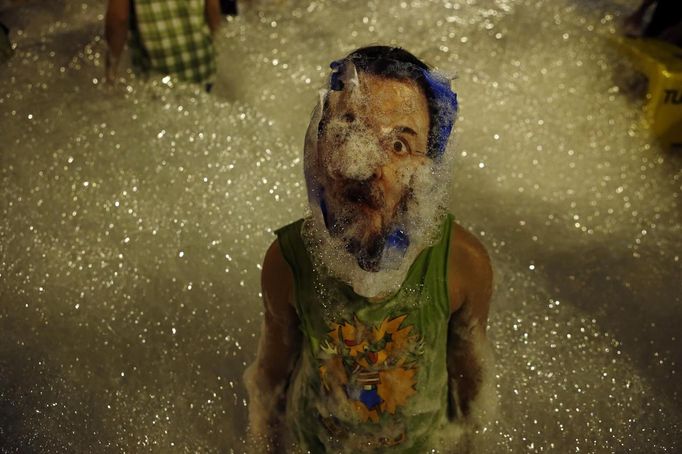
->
[322,119,387,181]
[303,62,455,298]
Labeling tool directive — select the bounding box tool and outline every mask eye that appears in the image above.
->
[392,138,410,155]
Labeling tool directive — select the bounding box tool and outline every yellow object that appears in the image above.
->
[616,36,682,149]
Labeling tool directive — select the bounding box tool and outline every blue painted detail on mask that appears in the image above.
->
[381,227,410,270]
[329,60,344,91]
[421,70,458,159]
[387,228,409,251]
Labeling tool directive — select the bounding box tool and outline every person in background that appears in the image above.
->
[245,46,494,452]
[105,0,221,89]
[623,0,682,47]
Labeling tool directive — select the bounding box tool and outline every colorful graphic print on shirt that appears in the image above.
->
[317,314,424,426]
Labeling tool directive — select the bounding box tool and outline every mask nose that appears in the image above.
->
[326,123,386,181]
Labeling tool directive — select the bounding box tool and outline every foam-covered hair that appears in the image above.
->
[327,46,458,160]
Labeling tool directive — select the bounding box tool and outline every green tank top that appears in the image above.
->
[276,214,454,453]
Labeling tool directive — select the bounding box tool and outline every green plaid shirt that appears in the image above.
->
[129,0,216,84]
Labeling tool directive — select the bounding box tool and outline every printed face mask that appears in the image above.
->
[303,57,458,298]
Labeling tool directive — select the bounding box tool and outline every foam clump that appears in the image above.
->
[322,119,387,181]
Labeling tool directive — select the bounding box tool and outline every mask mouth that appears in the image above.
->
[325,182,411,272]
[341,179,384,210]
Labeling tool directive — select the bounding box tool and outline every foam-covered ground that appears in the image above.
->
[0,0,680,452]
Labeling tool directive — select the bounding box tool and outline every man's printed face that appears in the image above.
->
[316,71,430,271]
